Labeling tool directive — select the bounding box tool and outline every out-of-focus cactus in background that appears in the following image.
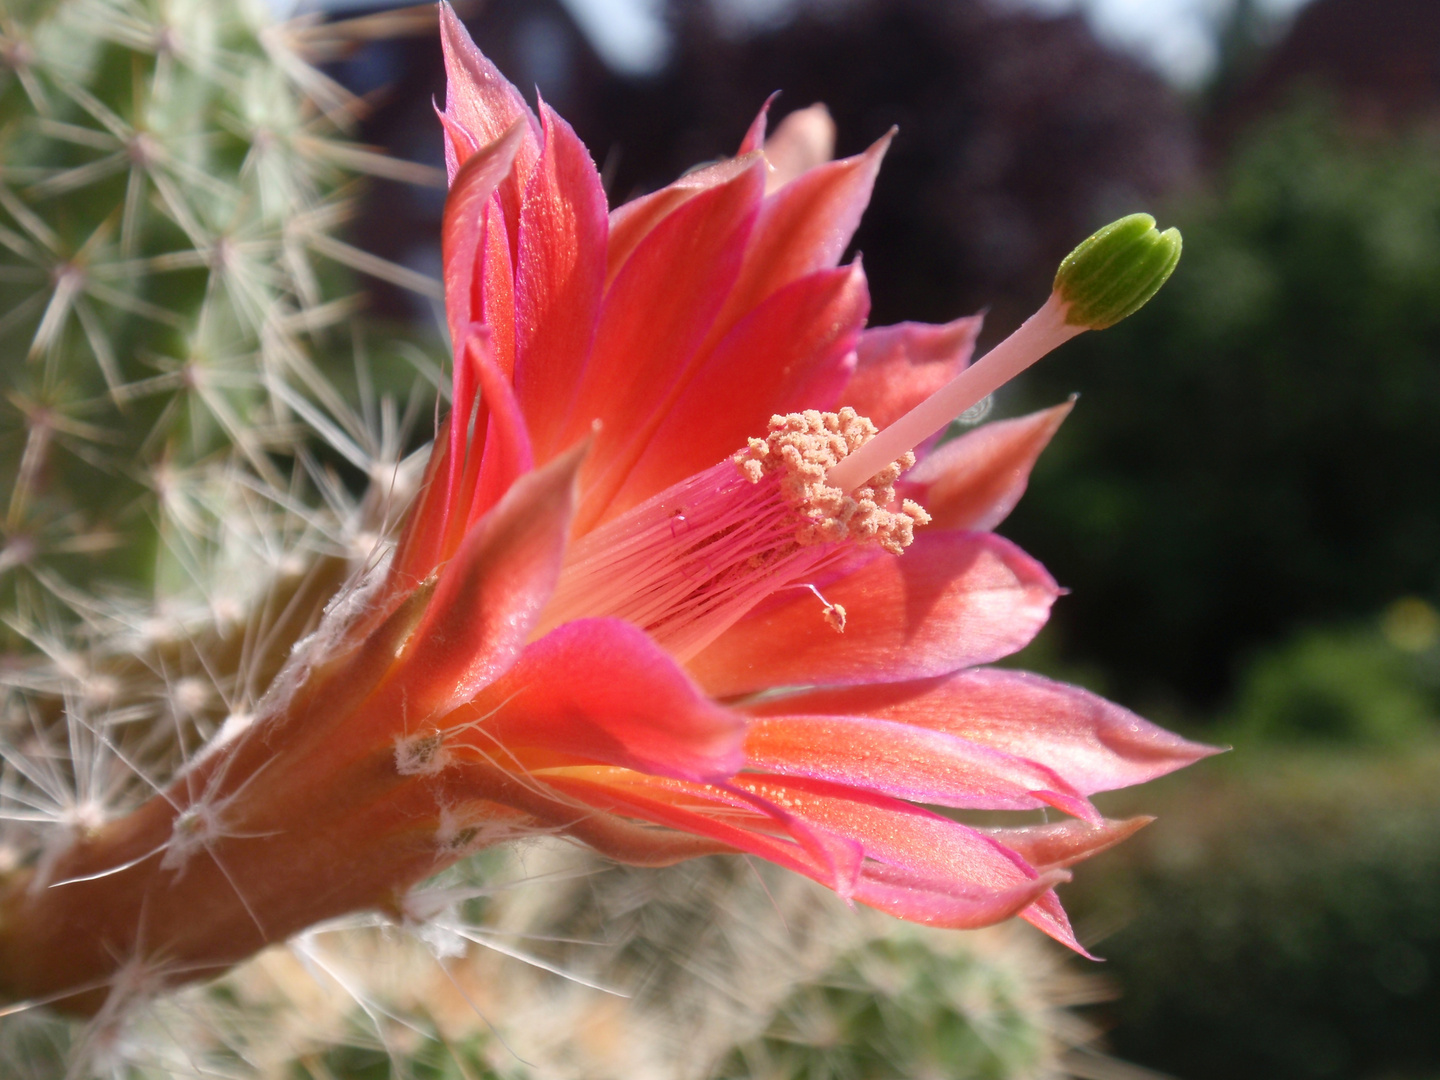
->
[0,0,453,767]
[0,0,441,603]
[0,0,440,1068]
[0,0,447,776]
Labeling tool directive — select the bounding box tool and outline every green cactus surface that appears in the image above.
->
[0,0,439,621]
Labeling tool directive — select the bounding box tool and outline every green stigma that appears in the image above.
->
[1054,213,1182,330]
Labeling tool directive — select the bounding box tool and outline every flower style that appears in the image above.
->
[0,4,1209,1014]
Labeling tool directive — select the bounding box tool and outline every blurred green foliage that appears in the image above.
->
[1010,102,1440,712]
[1071,746,1440,1080]
[1223,602,1440,746]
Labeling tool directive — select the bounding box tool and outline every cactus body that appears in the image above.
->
[0,0,430,615]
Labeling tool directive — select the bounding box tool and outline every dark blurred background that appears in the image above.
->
[325,1,1440,1076]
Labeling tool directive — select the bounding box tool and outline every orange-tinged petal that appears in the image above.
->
[730,774,1069,930]
[904,401,1074,531]
[861,864,1067,933]
[438,3,535,173]
[515,104,608,460]
[745,772,1085,948]
[554,768,870,895]
[386,411,455,595]
[688,531,1058,697]
[395,445,581,719]
[707,132,891,347]
[1019,890,1089,955]
[480,196,518,379]
[459,618,746,782]
[441,120,527,358]
[744,714,1100,822]
[541,771,840,885]
[565,159,766,527]
[440,125,528,528]
[438,0,539,246]
[748,667,1223,795]
[978,816,1153,872]
[609,263,869,516]
[605,153,763,287]
[463,330,534,531]
[432,329,527,560]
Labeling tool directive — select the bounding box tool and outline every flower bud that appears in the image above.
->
[1054,213,1182,330]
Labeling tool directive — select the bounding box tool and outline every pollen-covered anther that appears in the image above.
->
[544,411,929,660]
[735,407,931,556]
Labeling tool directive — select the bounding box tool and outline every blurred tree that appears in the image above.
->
[1010,104,1440,710]
[1222,604,1440,746]
[1214,0,1440,137]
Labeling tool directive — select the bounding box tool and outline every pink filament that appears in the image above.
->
[540,461,848,660]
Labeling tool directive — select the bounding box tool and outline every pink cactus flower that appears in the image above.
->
[382,5,1213,951]
[0,2,1210,1015]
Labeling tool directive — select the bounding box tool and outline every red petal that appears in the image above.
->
[730,774,1069,930]
[844,315,984,430]
[541,771,832,883]
[441,121,527,358]
[748,668,1223,794]
[438,2,540,249]
[514,105,608,461]
[688,531,1058,697]
[543,769,1069,933]
[438,3,536,174]
[720,780,865,896]
[435,327,525,560]
[858,865,1066,932]
[386,414,454,594]
[461,618,747,782]
[708,132,890,346]
[463,330,535,530]
[439,126,526,517]
[1019,889,1090,955]
[605,153,762,287]
[549,769,864,895]
[564,160,766,528]
[903,401,1073,531]
[395,445,581,718]
[609,263,869,516]
[744,714,1100,822]
[480,196,517,379]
